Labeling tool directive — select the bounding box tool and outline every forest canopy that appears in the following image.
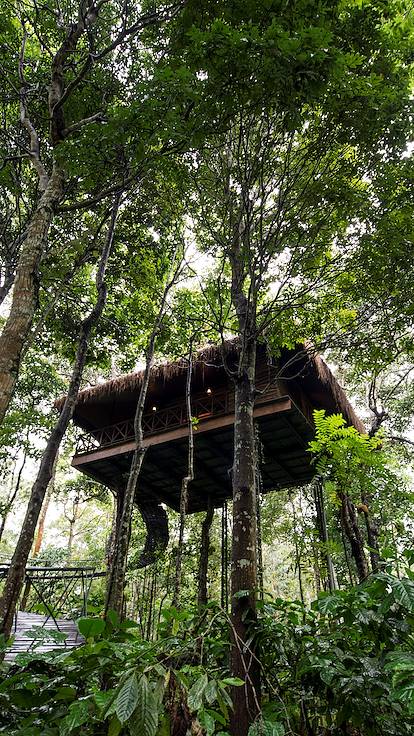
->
[0,1,413,735]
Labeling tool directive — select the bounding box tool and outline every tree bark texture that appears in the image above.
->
[340,493,369,583]
[0,169,64,422]
[229,348,261,736]
[197,498,214,608]
[0,0,109,424]
[0,196,119,638]
[360,494,380,572]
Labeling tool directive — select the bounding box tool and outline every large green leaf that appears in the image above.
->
[77,617,106,639]
[390,579,414,612]
[188,673,208,711]
[116,674,139,724]
[127,674,159,736]
[59,700,90,735]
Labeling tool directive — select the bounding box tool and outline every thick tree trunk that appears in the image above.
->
[197,499,214,608]
[0,169,64,423]
[340,494,369,583]
[229,346,261,736]
[0,196,119,638]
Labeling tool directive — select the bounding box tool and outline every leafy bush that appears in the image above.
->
[1,575,413,735]
[256,572,414,735]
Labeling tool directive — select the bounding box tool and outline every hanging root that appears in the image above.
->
[136,501,169,568]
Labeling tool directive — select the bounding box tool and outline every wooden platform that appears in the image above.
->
[68,344,364,513]
[74,398,316,512]
[5,611,84,661]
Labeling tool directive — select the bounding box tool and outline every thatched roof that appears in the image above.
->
[58,340,364,435]
[62,342,234,409]
[305,351,364,433]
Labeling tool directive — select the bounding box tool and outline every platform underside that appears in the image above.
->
[73,401,315,513]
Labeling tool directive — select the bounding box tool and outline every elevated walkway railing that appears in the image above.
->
[75,390,230,455]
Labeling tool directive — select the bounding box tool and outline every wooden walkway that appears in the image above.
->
[5,611,84,661]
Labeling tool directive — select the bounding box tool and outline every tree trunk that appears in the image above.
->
[197,498,214,608]
[340,493,369,583]
[105,255,180,617]
[221,501,229,610]
[0,449,28,545]
[172,350,194,608]
[229,345,261,736]
[0,196,119,638]
[33,454,58,556]
[0,168,64,423]
[313,480,337,592]
[360,495,380,572]
[20,460,58,611]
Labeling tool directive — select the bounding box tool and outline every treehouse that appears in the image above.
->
[68,342,363,517]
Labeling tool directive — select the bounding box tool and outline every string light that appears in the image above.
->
[206,388,212,395]
[152,406,157,412]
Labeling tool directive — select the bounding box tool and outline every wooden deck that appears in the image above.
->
[5,611,84,661]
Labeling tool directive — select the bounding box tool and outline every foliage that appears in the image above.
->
[256,571,414,735]
[0,604,233,736]
[1,571,414,735]
[309,410,400,507]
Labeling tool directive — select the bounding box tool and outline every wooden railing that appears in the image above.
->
[75,391,230,455]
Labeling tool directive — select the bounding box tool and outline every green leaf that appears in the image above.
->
[77,617,106,638]
[55,686,77,701]
[108,715,123,736]
[156,714,171,736]
[127,674,158,736]
[199,708,215,736]
[394,681,414,713]
[116,673,139,724]
[59,700,90,735]
[188,673,208,711]
[390,579,414,612]
[248,719,285,736]
[221,677,244,687]
[204,679,218,704]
